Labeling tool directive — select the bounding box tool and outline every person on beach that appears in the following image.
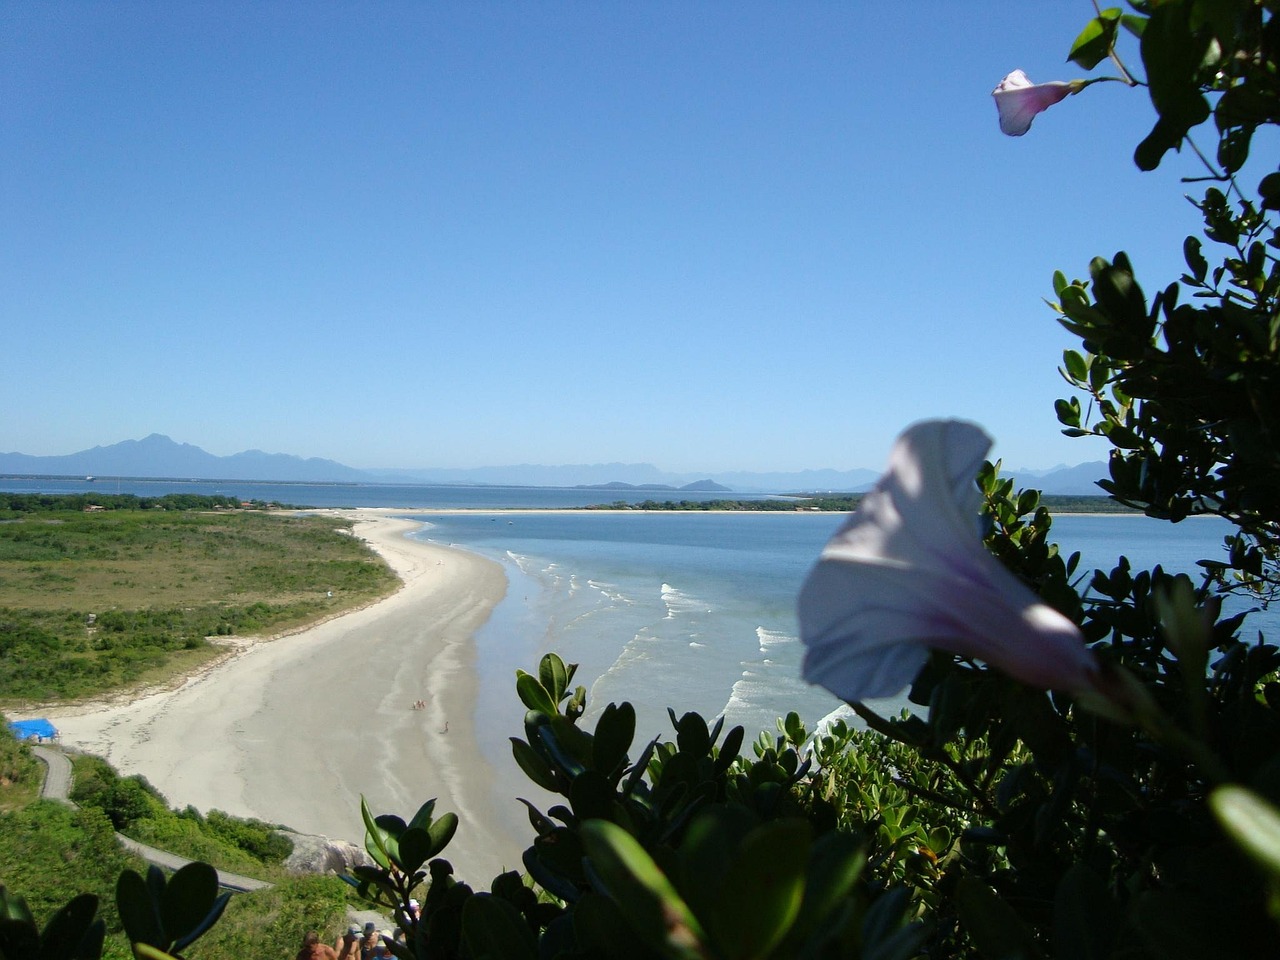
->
[359,923,380,960]
[335,925,361,960]
[296,932,338,960]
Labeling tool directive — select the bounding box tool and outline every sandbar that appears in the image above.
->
[42,509,525,884]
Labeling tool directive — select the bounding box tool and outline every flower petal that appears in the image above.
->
[799,419,1096,703]
[993,70,1074,136]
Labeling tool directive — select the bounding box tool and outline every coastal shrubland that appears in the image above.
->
[0,720,347,960]
[0,506,399,702]
[69,754,294,878]
[0,719,39,811]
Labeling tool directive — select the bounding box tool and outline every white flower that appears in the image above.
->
[993,69,1080,136]
[798,419,1096,703]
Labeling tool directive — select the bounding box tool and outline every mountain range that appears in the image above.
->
[0,433,1112,495]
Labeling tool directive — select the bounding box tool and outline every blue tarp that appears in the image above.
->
[8,718,57,741]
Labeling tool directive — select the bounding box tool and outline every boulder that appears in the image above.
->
[278,831,370,875]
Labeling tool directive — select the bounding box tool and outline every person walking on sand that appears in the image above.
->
[359,923,380,960]
[296,932,338,960]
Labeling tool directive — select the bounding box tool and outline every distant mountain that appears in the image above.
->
[0,434,367,483]
[1009,461,1109,496]
[0,435,1109,495]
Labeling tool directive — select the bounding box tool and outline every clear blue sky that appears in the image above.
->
[0,2,1211,473]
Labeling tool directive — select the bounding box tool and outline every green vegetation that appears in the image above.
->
[0,505,399,703]
[69,755,294,879]
[192,874,348,959]
[0,799,144,960]
[0,716,41,811]
[0,721,346,960]
[0,493,297,516]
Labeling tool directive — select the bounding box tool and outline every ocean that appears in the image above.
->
[5,476,1274,758]
[409,509,1280,767]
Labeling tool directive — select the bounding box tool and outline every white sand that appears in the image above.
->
[42,510,525,884]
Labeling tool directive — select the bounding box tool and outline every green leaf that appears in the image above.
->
[1210,785,1280,880]
[1062,349,1089,382]
[37,894,101,960]
[516,672,557,715]
[160,862,218,944]
[713,725,745,777]
[1259,172,1280,212]
[539,654,569,705]
[675,713,711,758]
[131,945,178,960]
[406,799,438,834]
[511,737,561,793]
[398,827,433,874]
[1068,10,1121,69]
[715,820,811,960]
[428,812,459,858]
[1183,236,1208,282]
[1053,864,1119,960]
[114,870,163,950]
[460,894,538,960]
[956,878,1042,960]
[593,702,636,777]
[360,797,393,870]
[170,892,230,955]
[581,820,707,960]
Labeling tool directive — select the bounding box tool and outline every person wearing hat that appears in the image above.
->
[359,923,380,960]
[334,925,361,960]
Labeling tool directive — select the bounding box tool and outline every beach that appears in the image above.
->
[43,510,526,884]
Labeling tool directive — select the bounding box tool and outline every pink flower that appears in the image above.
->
[992,69,1080,136]
[798,419,1097,703]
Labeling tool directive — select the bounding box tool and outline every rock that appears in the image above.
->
[278,831,371,875]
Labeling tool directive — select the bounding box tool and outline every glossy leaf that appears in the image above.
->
[715,819,811,960]
[114,871,163,950]
[1068,9,1121,69]
[1053,864,1118,960]
[539,654,570,705]
[161,862,218,945]
[516,671,557,715]
[1210,785,1280,880]
[593,702,635,776]
[957,878,1042,960]
[460,894,538,960]
[36,894,103,960]
[581,820,706,960]
[406,799,438,834]
[428,812,459,857]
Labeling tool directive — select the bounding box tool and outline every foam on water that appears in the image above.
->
[661,583,712,619]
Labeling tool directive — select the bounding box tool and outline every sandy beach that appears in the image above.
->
[42,510,526,884]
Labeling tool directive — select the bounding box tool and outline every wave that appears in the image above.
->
[588,579,635,605]
[756,627,795,654]
[660,582,712,620]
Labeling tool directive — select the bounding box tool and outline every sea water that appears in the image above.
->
[412,511,1280,772]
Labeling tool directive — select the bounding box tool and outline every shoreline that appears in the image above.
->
[39,509,525,884]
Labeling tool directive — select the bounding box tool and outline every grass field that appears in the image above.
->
[0,509,400,703]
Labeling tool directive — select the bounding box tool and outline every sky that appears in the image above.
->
[0,2,1227,474]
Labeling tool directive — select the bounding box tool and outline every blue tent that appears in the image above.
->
[8,718,57,741]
